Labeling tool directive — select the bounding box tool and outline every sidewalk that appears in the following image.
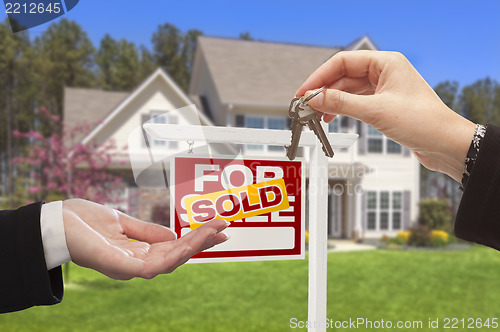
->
[327,239,377,252]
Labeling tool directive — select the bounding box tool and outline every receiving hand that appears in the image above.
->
[297,50,476,182]
[62,199,229,280]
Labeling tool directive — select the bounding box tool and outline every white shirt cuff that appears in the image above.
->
[40,201,71,270]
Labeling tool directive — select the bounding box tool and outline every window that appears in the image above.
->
[365,190,404,231]
[366,191,377,230]
[151,111,178,149]
[328,119,339,133]
[245,116,265,151]
[328,116,351,133]
[367,125,402,154]
[267,117,286,151]
[340,116,350,132]
[243,115,286,152]
[329,116,352,152]
[367,126,383,153]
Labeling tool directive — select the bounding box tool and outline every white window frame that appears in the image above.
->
[244,115,286,153]
[366,190,403,232]
[367,125,402,155]
[151,111,178,149]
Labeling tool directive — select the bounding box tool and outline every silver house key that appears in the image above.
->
[285,96,304,160]
[286,86,334,160]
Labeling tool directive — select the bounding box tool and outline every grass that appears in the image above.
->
[1,246,500,331]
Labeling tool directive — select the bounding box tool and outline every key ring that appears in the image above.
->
[303,86,326,105]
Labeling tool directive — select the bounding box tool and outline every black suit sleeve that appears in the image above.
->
[455,124,500,250]
[0,202,63,313]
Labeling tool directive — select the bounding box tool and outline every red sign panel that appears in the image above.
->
[171,156,305,263]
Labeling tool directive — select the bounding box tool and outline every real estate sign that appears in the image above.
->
[171,155,305,263]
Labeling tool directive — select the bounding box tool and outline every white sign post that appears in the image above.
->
[144,123,357,332]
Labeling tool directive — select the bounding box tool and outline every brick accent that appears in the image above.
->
[137,188,171,227]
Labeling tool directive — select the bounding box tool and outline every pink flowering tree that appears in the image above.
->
[13,107,126,206]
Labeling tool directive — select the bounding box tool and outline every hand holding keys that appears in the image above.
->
[286,86,334,160]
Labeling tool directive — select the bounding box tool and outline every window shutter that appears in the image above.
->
[141,114,151,148]
[357,121,367,155]
[403,190,411,229]
[235,114,245,127]
[361,191,366,230]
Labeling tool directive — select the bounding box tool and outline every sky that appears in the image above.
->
[2,0,499,88]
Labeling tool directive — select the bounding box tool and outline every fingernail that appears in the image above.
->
[306,89,325,109]
[222,232,230,240]
[225,221,231,227]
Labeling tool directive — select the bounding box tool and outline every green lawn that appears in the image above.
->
[2,247,500,331]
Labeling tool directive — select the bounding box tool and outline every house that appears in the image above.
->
[188,35,420,240]
[64,35,419,240]
[64,68,232,223]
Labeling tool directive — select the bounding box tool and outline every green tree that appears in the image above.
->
[434,81,459,109]
[239,31,254,41]
[152,23,202,91]
[180,29,202,84]
[0,20,36,206]
[34,18,95,116]
[95,34,117,90]
[96,34,141,91]
[138,45,156,82]
[418,199,453,231]
[459,78,500,125]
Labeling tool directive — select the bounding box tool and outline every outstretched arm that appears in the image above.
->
[63,199,229,280]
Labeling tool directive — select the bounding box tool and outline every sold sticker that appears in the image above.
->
[185,178,289,229]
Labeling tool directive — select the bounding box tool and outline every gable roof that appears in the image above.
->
[64,87,128,144]
[192,35,377,108]
[345,35,378,51]
[73,68,213,145]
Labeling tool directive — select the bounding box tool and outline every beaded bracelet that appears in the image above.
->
[461,124,486,190]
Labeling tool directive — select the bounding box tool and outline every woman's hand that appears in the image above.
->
[297,50,476,182]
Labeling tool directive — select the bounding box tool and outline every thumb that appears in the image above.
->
[305,88,374,122]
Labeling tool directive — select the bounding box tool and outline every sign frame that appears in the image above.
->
[170,154,306,263]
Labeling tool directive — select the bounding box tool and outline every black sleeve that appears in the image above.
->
[455,124,500,250]
[0,202,63,313]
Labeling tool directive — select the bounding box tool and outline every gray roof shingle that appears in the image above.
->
[63,87,128,144]
[196,36,342,107]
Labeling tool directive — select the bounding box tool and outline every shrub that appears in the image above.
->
[431,230,449,243]
[447,234,459,244]
[418,199,453,232]
[397,231,411,244]
[433,237,448,247]
[387,237,404,245]
[408,224,433,247]
[380,234,390,243]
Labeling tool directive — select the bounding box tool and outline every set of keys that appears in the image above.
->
[286,86,334,160]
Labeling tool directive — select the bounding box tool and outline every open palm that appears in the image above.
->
[62,199,229,280]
